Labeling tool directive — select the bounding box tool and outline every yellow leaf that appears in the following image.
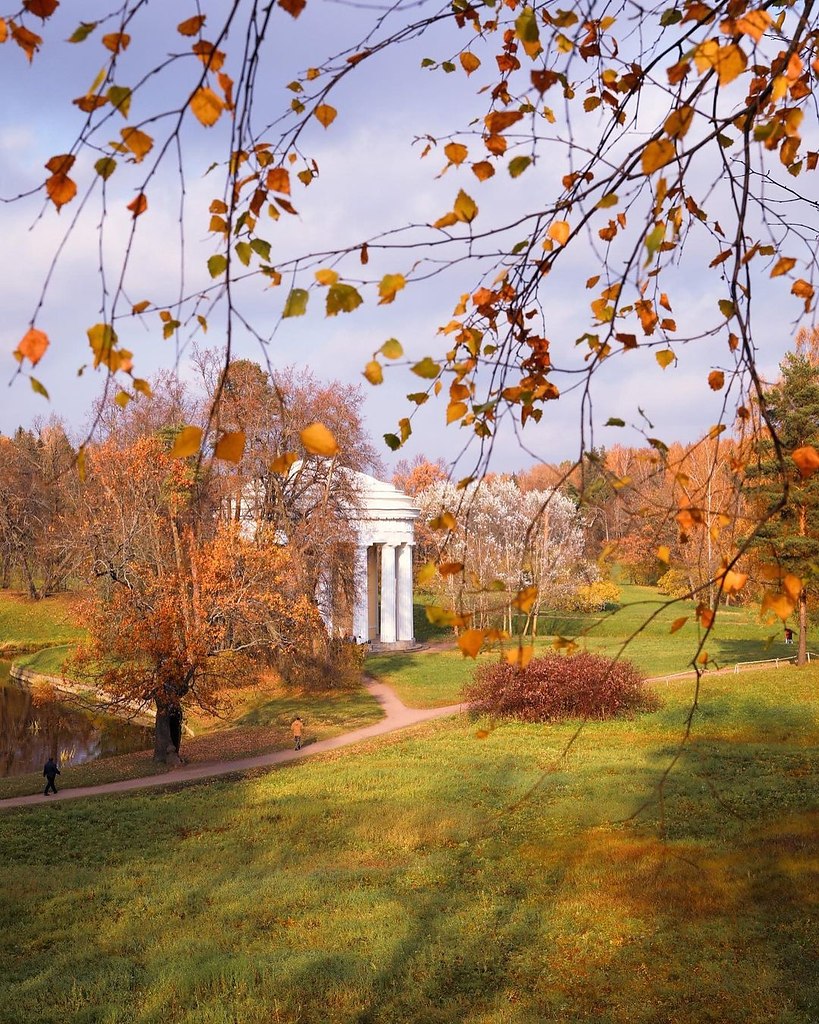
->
[664,105,694,139]
[512,586,538,614]
[133,378,153,397]
[434,211,459,229]
[14,327,49,366]
[735,11,772,43]
[656,349,675,369]
[458,629,485,659]
[669,616,687,634]
[190,87,224,127]
[792,445,819,479]
[641,139,675,174]
[114,390,131,409]
[720,569,748,595]
[314,104,337,128]
[506,645,534,668]
[315,268,339,286]
[444,142,468,165]
[171,426,203,459]
[714,42,747,86]
[657,545,670,563]
[363,360,383,385]
[548,220,570,245]
[417,561,437,586]
[300,422,338,457]
[380,338,403,360]
[378,273,406,305]
[214,430,246,462]
[270,451,298,475]
[454,189,478,223]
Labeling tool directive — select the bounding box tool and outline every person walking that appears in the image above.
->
[43,756,61,796]
[291,716,304,751]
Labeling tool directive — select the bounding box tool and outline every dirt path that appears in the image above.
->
[0,680,464,811]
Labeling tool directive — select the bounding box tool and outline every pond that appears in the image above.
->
[0,660,154,777]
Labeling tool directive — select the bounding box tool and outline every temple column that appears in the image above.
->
[379,543,397,643]
[397,543,414,643]
[352,544,369,643]
[367,546,379,641]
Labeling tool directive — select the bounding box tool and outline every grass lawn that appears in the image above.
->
[0,590,84,653]
[370,586,818,707]
[1,665,817,1023]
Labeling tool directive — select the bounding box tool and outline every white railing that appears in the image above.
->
[733,651,815,673]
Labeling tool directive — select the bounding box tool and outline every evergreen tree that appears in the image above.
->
[747,354,819,665]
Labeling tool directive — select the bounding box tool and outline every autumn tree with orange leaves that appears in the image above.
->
[71,434,322,762]
[5,0,819,665]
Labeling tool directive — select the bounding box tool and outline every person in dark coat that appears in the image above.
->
[43,757,61,795]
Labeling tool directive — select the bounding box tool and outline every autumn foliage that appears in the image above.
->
[465,652,657,723]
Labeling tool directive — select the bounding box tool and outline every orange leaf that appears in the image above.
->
[771,257,796,278]
[761,591,796,620]
[472,161,495,181]
[708,370,725,391]
[170,426,203,459]
[191,40,225,71]
[46,174,77,210]
[300,422,338,457]
[11,23,42,61]
[548,220,570,245]
[457,629,484,659]
[121,127,153,162]
[266,167,291,194]
[278,0,306,16]
[485,110,523,134]
[669,616,688,634]
[792,445,819,479]
[102,32,130,53]
[438,562,464,576]
[270,451,298,475]
[127,193,148,218]
[190,87,224,127]
[512,585,538,614]
[23,0,58,17]
[314,104,337,128]
[429,511,456,531]
[696,604,714,629]
[14,327,49,366]
[177,14,206,36]
[0,18,7,43]
[444,142,468,166]
[460,52,480,75]
[214,431,246,463]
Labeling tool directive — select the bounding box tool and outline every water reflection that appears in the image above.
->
[0,661,153,777]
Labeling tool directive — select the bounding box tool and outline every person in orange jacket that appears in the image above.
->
[291,716,304,750]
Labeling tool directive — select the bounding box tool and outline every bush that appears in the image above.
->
[465,651,657,722]
[281,638,366,691]
[563,580,621,613]
[656,568,692,598]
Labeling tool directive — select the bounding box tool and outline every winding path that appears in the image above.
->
[0,679,464,811]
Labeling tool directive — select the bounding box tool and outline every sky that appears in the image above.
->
[0,0,815,477]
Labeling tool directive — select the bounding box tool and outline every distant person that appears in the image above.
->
[785,627,794,645]
[43,757,61,796]
[291,716,304,751]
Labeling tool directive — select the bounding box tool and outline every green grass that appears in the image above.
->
[1,665,817,1023]
[370,585,819,707]
[0,590,84,653]
[13,644,71,675]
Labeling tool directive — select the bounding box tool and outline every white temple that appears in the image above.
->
[348,472,420,648]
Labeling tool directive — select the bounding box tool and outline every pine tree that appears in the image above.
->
[747,354,819,665]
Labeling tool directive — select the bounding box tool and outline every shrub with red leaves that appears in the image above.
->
[465,651,657,722]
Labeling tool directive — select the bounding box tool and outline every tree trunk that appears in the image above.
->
[797,588,808,667]
[154,705,184,765]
